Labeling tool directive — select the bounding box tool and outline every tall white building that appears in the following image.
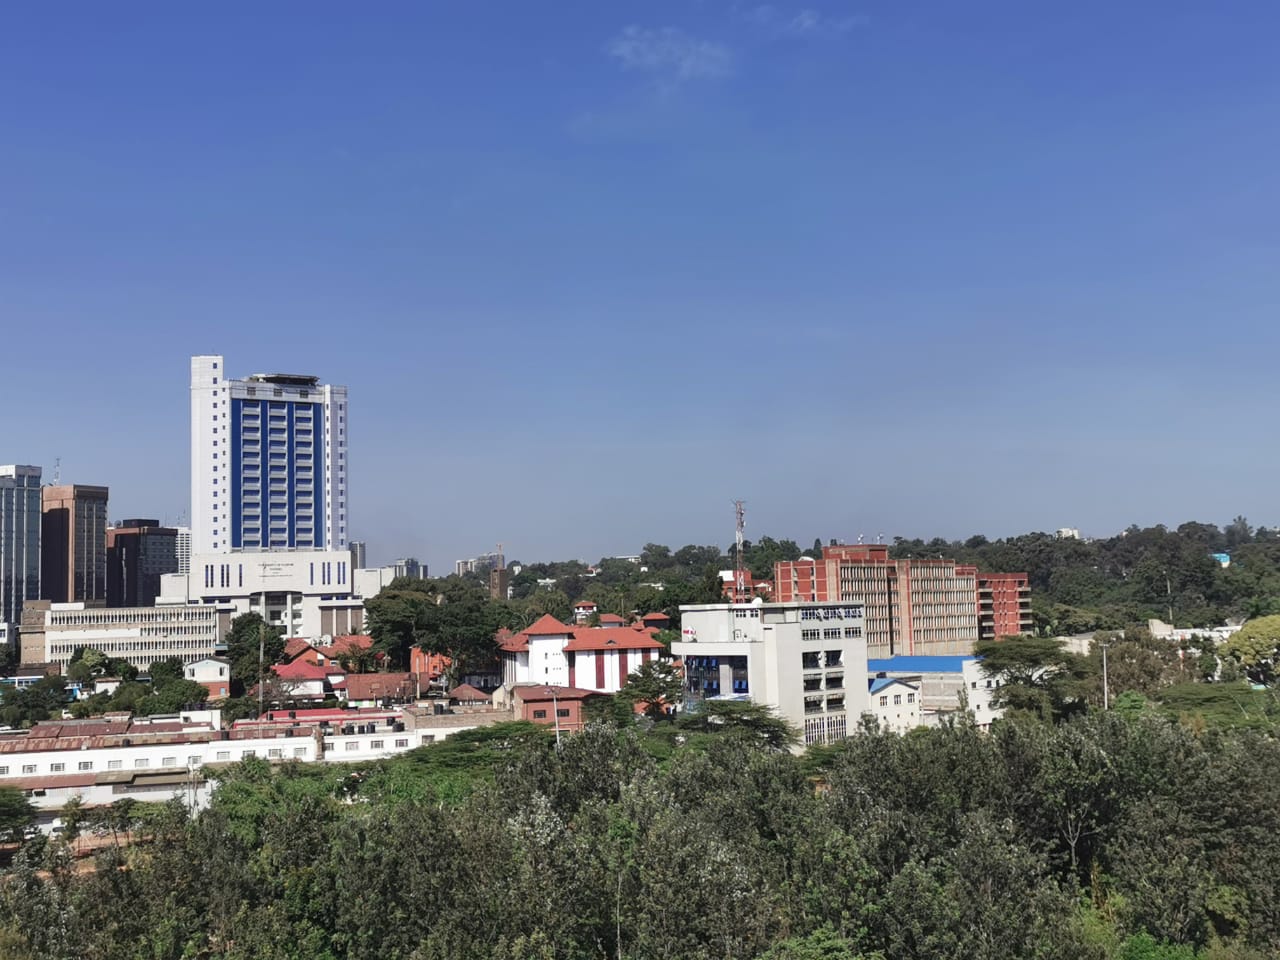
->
[175,526,192,575]
[675,600,871,748]
[190,355,349,556]
[0,465,42,629]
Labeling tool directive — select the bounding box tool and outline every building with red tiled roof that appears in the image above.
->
[564,627,664,693]
[598,613,625,625]
[448,683,492,705]
[344,672,417,707]
[498,616,573,688]
[510,684,600,732]
[283,637,315,661]
[641,612,671,629]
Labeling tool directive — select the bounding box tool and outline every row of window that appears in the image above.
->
[877,692,917,707]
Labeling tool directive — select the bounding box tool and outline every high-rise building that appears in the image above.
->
[349,540,367,570]
[41,484,108,604]
[107,519,179,607]
[0,465,42,628]
[190,355,349,555]
[175,526,192,575]
[774,545,1028,658]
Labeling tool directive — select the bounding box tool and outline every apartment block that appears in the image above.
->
[977,572,1033,641]
[20,600,220,671]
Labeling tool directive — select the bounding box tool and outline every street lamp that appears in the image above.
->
[1100,641,1110,710]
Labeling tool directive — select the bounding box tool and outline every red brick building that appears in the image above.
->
[511,684,598,733]
[774,545,1031,657]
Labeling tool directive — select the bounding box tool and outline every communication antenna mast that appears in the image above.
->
[733,500,747,603]
[52,457,61,485]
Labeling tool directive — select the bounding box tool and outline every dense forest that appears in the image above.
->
[2,709,1278,960]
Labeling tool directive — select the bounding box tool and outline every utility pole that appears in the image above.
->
[1101,641,1110,710]
[552,690,562,749]
[733,500,747,603]
[257,621,266,718]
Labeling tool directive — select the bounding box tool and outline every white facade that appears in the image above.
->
[190,355,349,556]
[868,677,923,734]
[25,601,220,670]
[175,526,191,575]
[167,549,360,638]
[675,601,871,748]
[867,655,1005,730]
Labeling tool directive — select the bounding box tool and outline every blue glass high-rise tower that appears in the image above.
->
[190,356,349,555]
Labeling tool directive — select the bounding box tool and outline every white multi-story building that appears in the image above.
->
[675,600,871,748]
[498,616,666,694]
[190,355,349,556]
[19,600,221,671]
[175,526,192,575]
[868,676,923,733]
[866,655,1004,730]
[0,465,42,631]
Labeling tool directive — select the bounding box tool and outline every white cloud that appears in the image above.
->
[606,26,733,86]
[785,9,868,35]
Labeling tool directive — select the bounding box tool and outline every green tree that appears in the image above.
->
[976,637,1093,722]
[617,660,683,720]
[678,700,798,750]
[1221,616,1280,685]
[0,787,35,841]
[224,613,286,696]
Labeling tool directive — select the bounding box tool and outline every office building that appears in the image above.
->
[175,526,192,574]
[0,465,42,629]
[674,600,870,748]
[107,520,178,607]
[349,540,367,570]
[774,545,1031,658]
[19,599,221,671]
[40,484,108,604]
[190,355,349,555]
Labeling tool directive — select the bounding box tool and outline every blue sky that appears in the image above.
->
[3,1,1280,570]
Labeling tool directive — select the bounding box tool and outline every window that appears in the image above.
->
[108,759,123,770]
[216,751,231,761]
[22,764,36,774]
[268,749,283,759]
[0,766,7,775]
[323,741,335,751]
[395,738,409,748]
[533,709,548,719]
[241,750,256,759]
[345,742,359,751]
[188,756,202,767]
[294,747,307,758]
[893,694,902,705]
[370,740,385,750]
[50,762,65,773]
[907,693,916,704]
[135,759,150,769]
[878,696,888,707]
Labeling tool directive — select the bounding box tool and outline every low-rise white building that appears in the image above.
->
[867,655,1004,730]
[675,600,870,748]
[498,616,665,694]
[868,676,923,734]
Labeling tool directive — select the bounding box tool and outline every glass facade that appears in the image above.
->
[0,466,42,625]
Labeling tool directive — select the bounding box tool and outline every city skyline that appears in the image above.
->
[5,3,1280,570]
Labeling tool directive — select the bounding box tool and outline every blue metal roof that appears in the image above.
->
[867,655,976,674]
[868,676,912,694]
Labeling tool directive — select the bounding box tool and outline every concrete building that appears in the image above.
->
[498,616,666,694]
[774,545,1031,657]
[175,526,191,575]
[977,572,1033,641]
[162,549,366,638]
[674,600,871,748]
[349,540,367,570]
[41,484,109,604]
[866,655,1003,730]
[868,676,923,734]
[20,600,221,671]
[0,465,42,630]
[190,355,349,555]
[185,656,232,700]
[107,520,178,608]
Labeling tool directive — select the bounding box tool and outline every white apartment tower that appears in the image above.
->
[191,356,349,555]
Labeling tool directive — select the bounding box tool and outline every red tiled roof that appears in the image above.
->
[345,672,415,701]
[498,630,530,653]
[448,683,491,702]
[598,613,625,624]
[524,614,573,636]
[273,660,331,681]
[641,612,670,622]
[573,601,597,609]
[512,684,599,703]
[316,634,374,659]
[562,627,665,652]
[283,637,315,660]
